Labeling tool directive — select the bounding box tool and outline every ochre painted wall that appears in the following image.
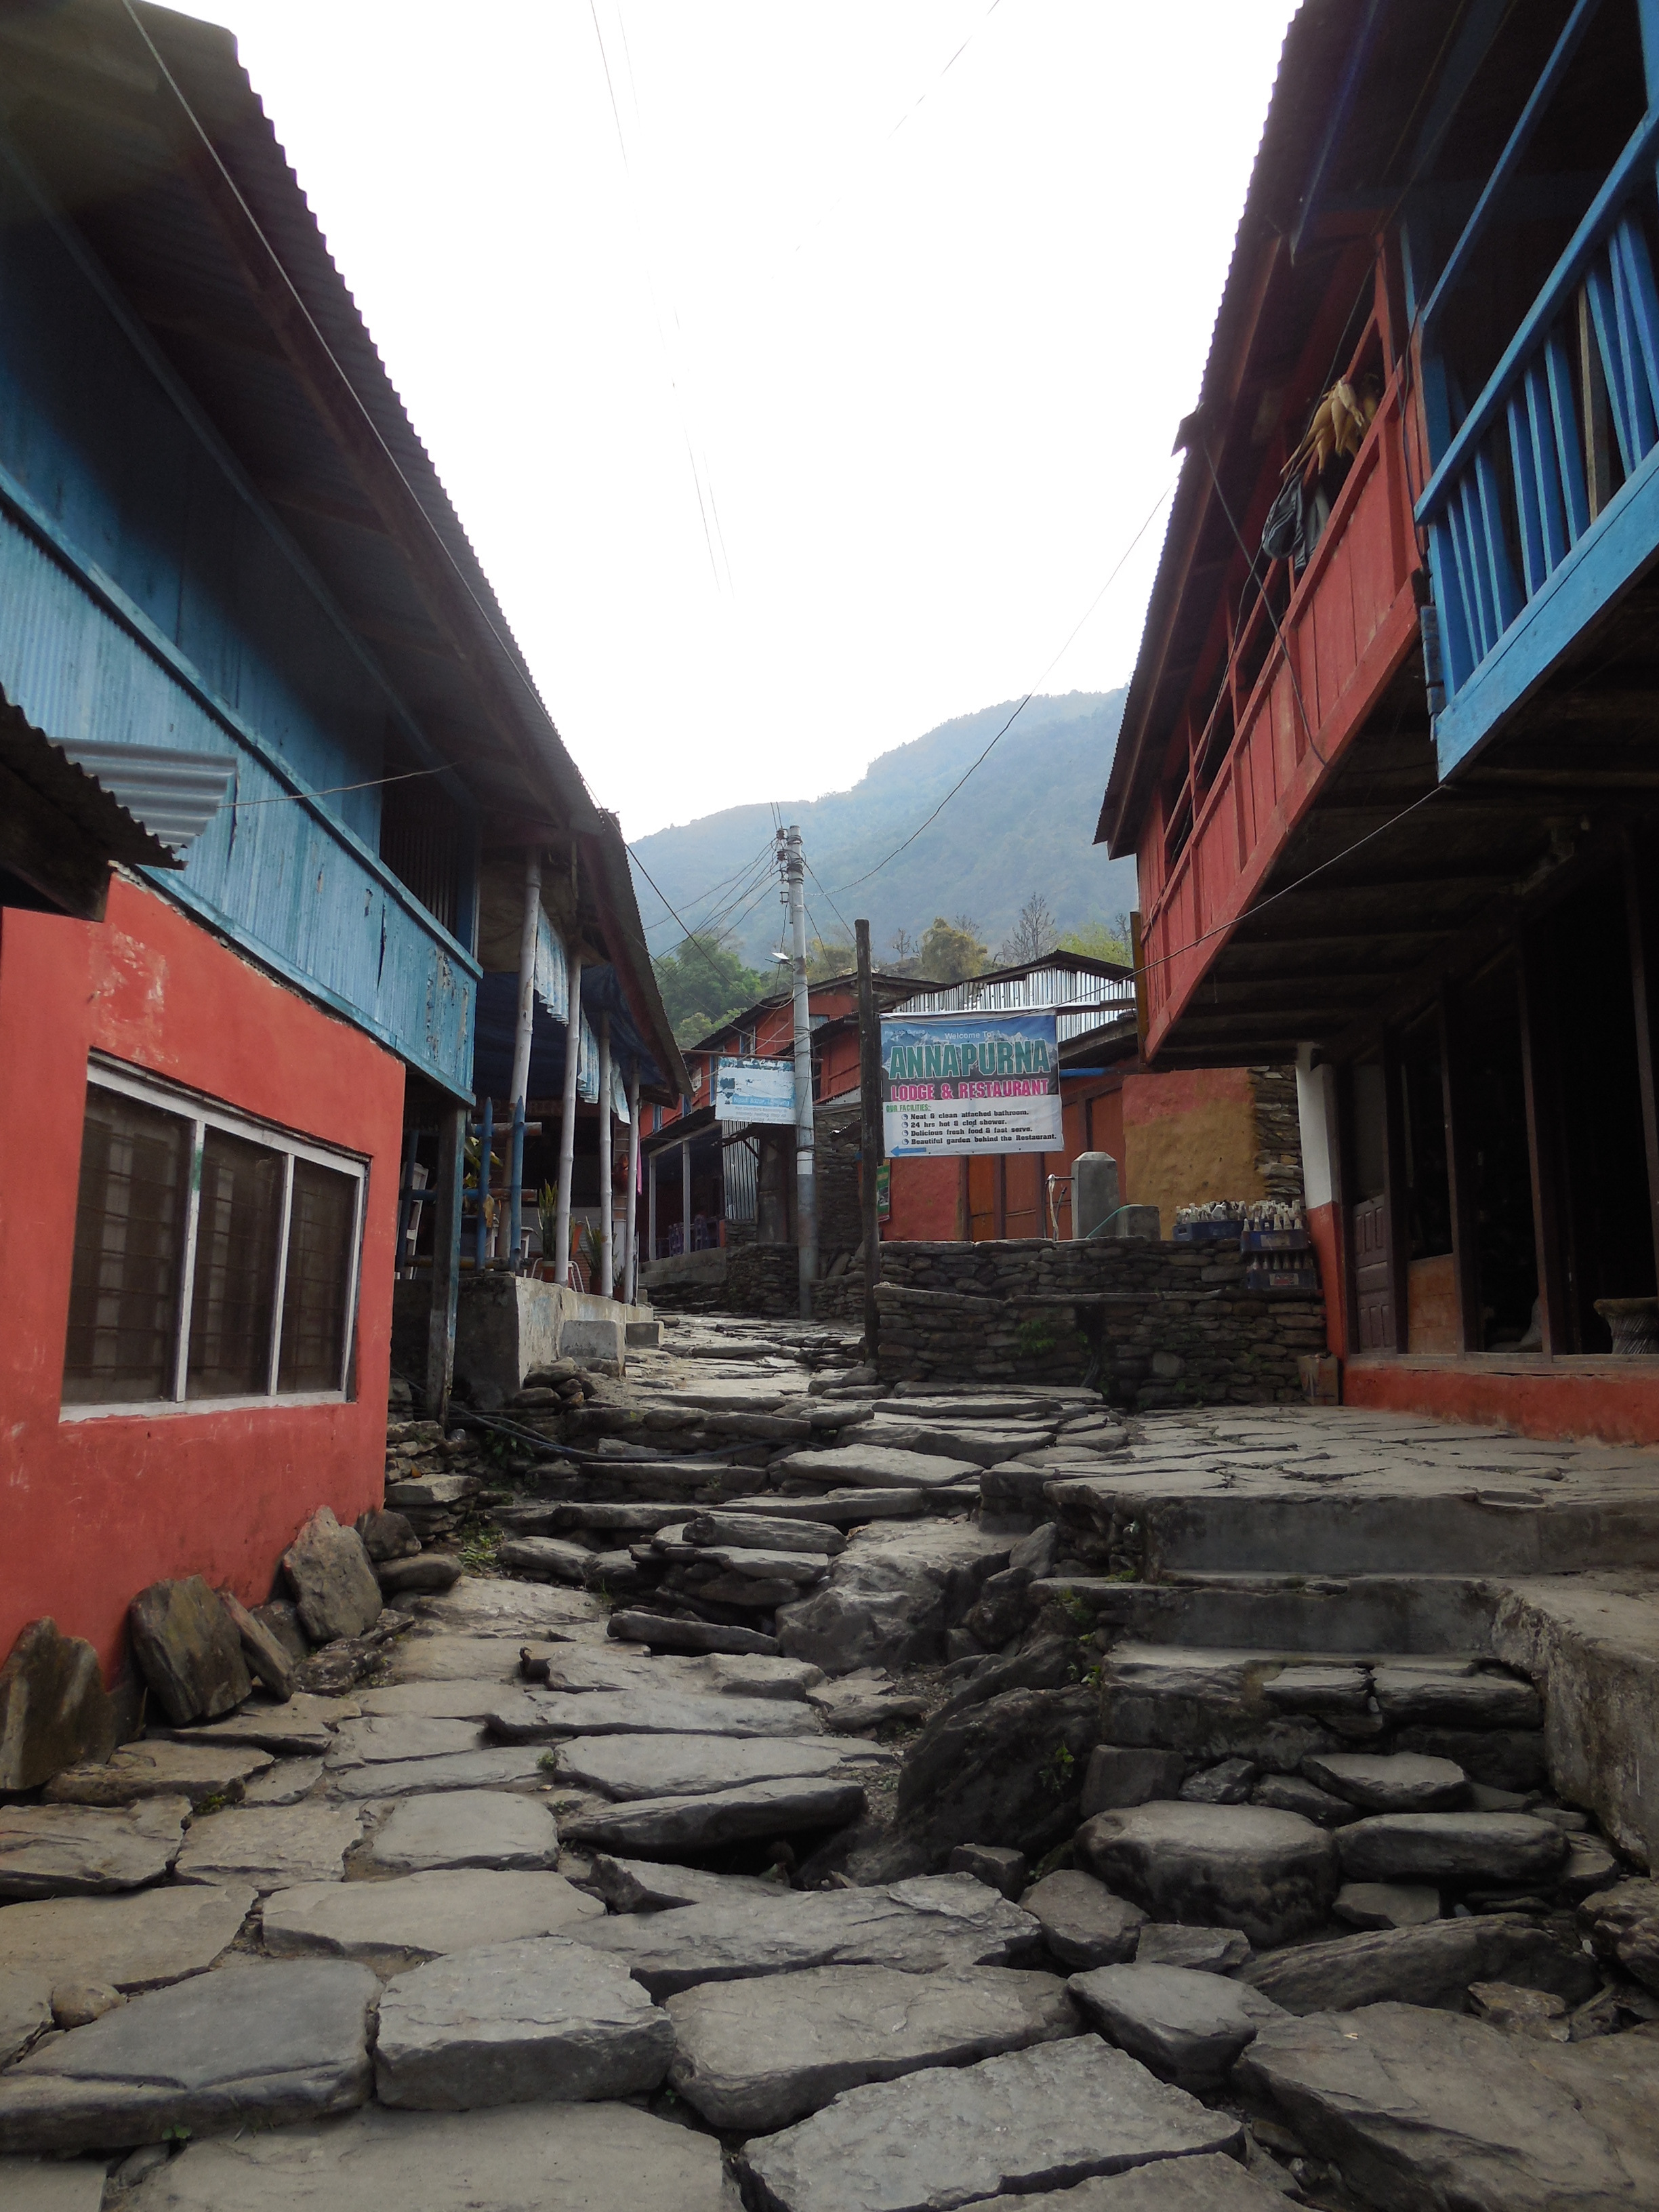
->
[0,878,401,1677]
[1120,1067,1263,1237]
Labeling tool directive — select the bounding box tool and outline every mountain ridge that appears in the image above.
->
[628,689,1134,966]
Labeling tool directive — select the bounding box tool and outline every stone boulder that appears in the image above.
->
[283,1509,383,1644]
[890,1685,1102,1869]
[214,1589,296,1702]
[777,1522,1008,1675]
[1082,1746,1187,1817]
[0,1621,117,1792]
[1067,1964,1287,2085]
[1578,1879,1659,1993]
[1336,1811,1569,1888]
[1300,1750,1468,1814]
[665,1963,1077,2131]
[127,1579,250,1726]
[1076,1802,1337,1950]
[1238,1913,1599,2015]
[1022,1871,1147,1970]
[356,1508,421,1561]
[1236,2000,1659,2210]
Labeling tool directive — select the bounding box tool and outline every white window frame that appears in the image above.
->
[62,1055,368,1422]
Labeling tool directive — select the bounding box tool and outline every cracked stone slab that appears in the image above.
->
[562,1775,867,1855]
[325,1715,486,1767]
[1371,1666,1542,1728]
[325,1746,552,1799]
[1237,1913,1598,2015]
[554,1731,876,1799]
[41,1740,272,1809]
[1237,1999,1659,2210]
[0,1958,376,2154]
[975,2153,1297,2209]
[374,1936,674,2109]
[384,1635,533,1683]
[410,1580,608,1635]
[1300,1750,1469,1814]
[487,1687,819,1741]
[1077,1801,1337,1950]
[146,1692,360,1757]
[517,1646,687,1694]
[0,1799,189,1900]
[359,1677,560,1719]
[571,1872,1046,1999]
[666,1963,1079,2131]
[172,1803,363,1892]
[361,1790,560,1875]
[773,1444,981,1492]
[1336,1811,1570,1887]
[0,2158,108,2211]
[0,1971,52,2065]
[738,2034,1242,2212]
[124,2096,739,2211]
[263,1868,604,1973]
[0,1885,253,1994]
[1067,1965,1287,2085]
[581,1853,779,1912]
[243,1757,325,1806]
[1134,1926,1252,1973]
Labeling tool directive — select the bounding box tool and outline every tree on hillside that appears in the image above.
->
[1059,914,1133,965]
[917,915,989,984]
[997,892,1058,968]
[888,926,917,962]
[806,935,856,981]
[652,934,770,1046]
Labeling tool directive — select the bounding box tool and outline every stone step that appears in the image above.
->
[1031,1574,1499,1656]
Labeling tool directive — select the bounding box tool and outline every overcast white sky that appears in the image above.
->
[184,2,1295,842]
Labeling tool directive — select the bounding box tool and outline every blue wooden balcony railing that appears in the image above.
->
[1417,87,1659,776]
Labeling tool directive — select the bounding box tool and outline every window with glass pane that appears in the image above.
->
[278,1158,356,1391]
[186,1128,285,1397]
[62,1089,189,1403]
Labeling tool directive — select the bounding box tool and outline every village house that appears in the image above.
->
[0,0,678,1677]
[1101,0,1659,1445]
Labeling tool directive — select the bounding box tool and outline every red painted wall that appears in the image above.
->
[1307,1199,1347,1357]
[886,1155,962,1240]
[0,878,402,1677]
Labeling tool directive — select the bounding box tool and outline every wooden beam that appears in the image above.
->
[1624,830,1659,1289]
[1437,981,1483,1351]
[1516,928,1571,1355]
[1380,1030,1410,1353]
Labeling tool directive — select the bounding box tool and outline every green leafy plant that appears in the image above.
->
[537,1750,560,1772]
[1055,1586,1094,1633]
[195,1791,230,1816]
[163,2125,192,2148]
[1039,1742,1076,1795]
[1014,1317,1060,1359]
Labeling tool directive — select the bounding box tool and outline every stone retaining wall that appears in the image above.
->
[869,1237,1325,1406]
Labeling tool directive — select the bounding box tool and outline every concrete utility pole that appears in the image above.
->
[855,918,882,1358]
[780,824,819,1318]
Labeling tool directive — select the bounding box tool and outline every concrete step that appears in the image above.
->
[1030,1574,1497,1656]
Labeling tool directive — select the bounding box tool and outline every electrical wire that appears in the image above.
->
[213,763,451,809]
[804,857,856,947]
[642,840,776,949]
[829,470,1180,895]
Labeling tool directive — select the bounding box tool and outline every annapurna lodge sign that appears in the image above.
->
[880,1009,1062,1156]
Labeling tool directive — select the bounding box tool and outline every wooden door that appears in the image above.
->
[1353,1195,1394,1349]
[1004,1153,1043,1239]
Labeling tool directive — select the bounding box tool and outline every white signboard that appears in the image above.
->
[882,1009,1062,1155]
[714,1056,797,1124]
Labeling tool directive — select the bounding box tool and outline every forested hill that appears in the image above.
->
[628,690,1136,966]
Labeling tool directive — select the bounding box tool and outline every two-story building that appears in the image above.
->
[0,1,678,1675]
[1101,0,1659,1441]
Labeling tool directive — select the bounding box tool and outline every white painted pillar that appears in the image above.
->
[624,1064,640,1303]
[682,1136,693,1252]
[598,1011,614,1298]
[554,950,584,1286]
[648,1137,659,1264]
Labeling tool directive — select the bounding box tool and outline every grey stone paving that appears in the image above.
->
[263,1868,604,1971]
[171,1803,363,1891]
[0,1884,253,1993]
[563,1774,868,1854]
[41,1740,272,1807]
[0,1799,190,1899]
[361,1790,560,1873]
[553,1730,873,1799]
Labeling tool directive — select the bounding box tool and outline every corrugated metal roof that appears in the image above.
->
[895,962,1136,1044]
[0,684,178,873]
[51,738,234,853]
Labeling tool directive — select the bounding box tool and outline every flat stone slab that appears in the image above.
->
[1067,1965,1287,2085]
[327,1747,552,1799]
[148,1692,359,1757]
[327,1714,485,1766]
[519,1646,684,1692]
[43,1740,272,1809]
[264,1868,604,1972]
[1078,1801,1337,1950]
[0,1799,189,1899]
[1372,1665,1542,1728]
[977,2154,1296,2209]
[774,1444,982,1491]
[732,1490,928,1523]
[1237,1999,1659,2210]
[0,1971,52,2066]
[243,1757,324,1806]
[1337,1811,1569,1887]
[563,1774,867,1855]
[358,1678,532,1719]
[1301,1750,1468,1813]
[697,1654,823,1699]
[683,1512,846,1555]
[1134,1926,1252,1973]
[1022,1871,1147,1969]
[1238,1914,1597,2015]
[487,1687,819,1740]
[572,1872,1044,1999]
[497,1536,593,1584]
[363,1790,560,1874]
[0,1958,375,2154]
[554,1732,870,1799]
[607,1612,782,1656]
[0,2156,108,2211]
[413,1580,607,1635]
[375,1935,672,2110]
[120,2098,736,2212]
[583,1853,785,1911]
[668,1963,1078,2131]
[1261,1664,1372,1717]
[0,1884,253,1994]
[172,1803,363,1892]
[386,1635,533,1683]
[1333,1880,1440,1929]
[739,2034,1242,2212]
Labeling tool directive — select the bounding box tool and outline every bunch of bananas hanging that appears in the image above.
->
[1282,377,1380,485]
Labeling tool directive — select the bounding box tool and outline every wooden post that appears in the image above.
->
[648,1139,658,1265]
[682,1136,692,1253]
[1379,1029,1410,1352]
[994,1155,1008,1241]
[1328,1058,1361,1359]
[424,1102,466,1422]
[1517,928,1572,1353]
[1437,983,1483,1351]
[624,1065,640,1304]
[554,949,584,1286]
[597,1012,613,1298]
[855,920,883,1357]
[1624,833,1659,1290]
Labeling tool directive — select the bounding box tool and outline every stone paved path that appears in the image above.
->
[4,1312,1659,2207]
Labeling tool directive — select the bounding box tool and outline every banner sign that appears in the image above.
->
[881,1010,1062,1155]
[714,1056,796,1125]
